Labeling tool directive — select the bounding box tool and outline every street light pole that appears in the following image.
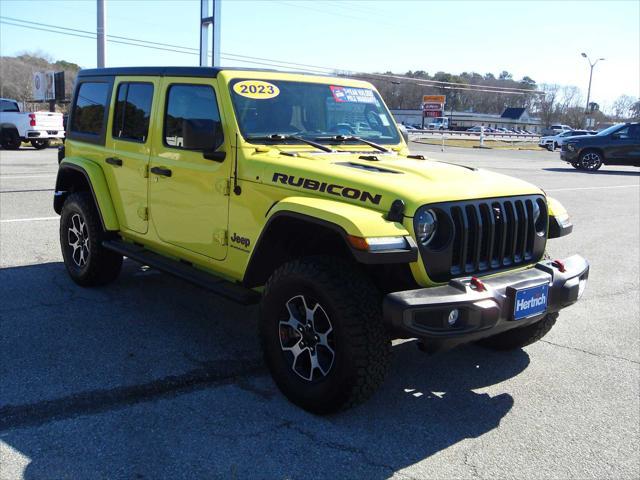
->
[97,0,106,68]
[581,52,605,114]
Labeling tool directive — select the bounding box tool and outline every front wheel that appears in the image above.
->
[260,257,390,414]
[579,150,603,171]
[31,139,51,149]
[60,192,123,286]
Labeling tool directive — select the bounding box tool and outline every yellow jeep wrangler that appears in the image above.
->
[54,67,588,413]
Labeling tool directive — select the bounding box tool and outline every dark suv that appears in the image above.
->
[561,123,640,170]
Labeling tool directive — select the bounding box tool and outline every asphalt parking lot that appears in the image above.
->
[1,143,638,479]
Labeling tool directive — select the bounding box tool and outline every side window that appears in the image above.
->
[164,84,223,151]
[628,125,640,139]
[614,127,630,139]
[112,82,154,142]
[70,82,110,136]
[0,100,19,112]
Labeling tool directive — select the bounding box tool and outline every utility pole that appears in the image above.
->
[581,52,604,123]
[200,0,221,66]
[97,0,107,68]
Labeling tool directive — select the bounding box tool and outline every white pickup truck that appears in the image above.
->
[0,98,65,150]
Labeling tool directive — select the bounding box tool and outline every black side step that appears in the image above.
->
[103,240,261,305]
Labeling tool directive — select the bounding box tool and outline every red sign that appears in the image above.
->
[423,110,443,117]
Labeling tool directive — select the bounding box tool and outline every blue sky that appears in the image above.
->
[1,0,638,108]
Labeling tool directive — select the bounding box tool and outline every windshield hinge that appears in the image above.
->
[137,206,148,221]
[216,179,231,196]
[214,229,228,246]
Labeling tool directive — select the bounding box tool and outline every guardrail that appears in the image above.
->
[407,129,540,142]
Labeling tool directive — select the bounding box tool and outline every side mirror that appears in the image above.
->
[203,150,226,162]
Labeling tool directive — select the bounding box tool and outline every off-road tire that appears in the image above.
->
[60,192,122,286]
[477,312,559,350]
[31,139,51,150]
[260,256,390,414]
[1,130,21,150]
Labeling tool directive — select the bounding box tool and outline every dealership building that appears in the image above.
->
[391,107,543,132]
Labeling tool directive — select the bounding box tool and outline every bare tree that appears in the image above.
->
[611,95,636,120]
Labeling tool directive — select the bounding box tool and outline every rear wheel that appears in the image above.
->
[31,139,51,149]
[60,192,122,286]
[260,256,390,414]
[579,150,603,171]
[1,130,21,150]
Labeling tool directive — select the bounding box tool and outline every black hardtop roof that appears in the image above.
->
[77,66,328,78]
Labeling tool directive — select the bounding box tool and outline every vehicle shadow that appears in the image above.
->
[1,261,528,479]
[543,167,640,176]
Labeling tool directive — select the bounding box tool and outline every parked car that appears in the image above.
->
[561,122,640,170]
[539,130,594,151]
[53,66,588,413]
[0,98,65,150]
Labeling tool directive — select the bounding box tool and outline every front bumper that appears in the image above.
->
[383,255,589,349]
[560,150,579,162]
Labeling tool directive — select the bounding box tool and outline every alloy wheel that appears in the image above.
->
[67,213,90,267]
[279,294,336,382]
[581,152,601,170]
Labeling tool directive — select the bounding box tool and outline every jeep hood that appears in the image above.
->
[251,150,543,216]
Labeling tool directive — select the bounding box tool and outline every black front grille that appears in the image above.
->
[416,195,547,282]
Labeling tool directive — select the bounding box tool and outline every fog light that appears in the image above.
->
[448,309,459,326]
[578,278,587,299]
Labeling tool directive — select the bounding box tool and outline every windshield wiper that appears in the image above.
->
[246,134,334,153]
[314,135,389,153]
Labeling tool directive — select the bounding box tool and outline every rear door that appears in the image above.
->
[147,77,230,260]
[103,76,158,234]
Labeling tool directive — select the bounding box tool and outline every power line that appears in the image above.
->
[1,15,542,96]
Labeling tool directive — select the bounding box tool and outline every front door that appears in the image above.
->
[148,78,230,260]
[607,125,640,164]
[104,77,157,234]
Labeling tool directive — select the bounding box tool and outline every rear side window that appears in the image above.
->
[0,100,19,112]
[164,84,223,151]
[71,82,110,136]
[112,82,154,142]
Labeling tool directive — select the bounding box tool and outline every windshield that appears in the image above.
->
[229,79,401,145]
[596,124,624,136]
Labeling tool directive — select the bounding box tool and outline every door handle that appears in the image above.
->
[150,166,172,177]
[106,157,123,167]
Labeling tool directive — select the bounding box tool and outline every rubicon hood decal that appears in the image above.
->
[272,173,382,205]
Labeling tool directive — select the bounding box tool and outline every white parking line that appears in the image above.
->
[0,216,58,223]
[546,184,639,192]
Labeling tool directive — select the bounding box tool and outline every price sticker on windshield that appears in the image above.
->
[330,86,378,105]
[233,80,280,99]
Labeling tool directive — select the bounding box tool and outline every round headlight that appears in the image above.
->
[416,209,437,245]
